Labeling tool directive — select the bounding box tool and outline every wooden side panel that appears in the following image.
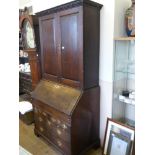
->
[71,86,100,155]
[39,15,59,81]
[83,6,100,89]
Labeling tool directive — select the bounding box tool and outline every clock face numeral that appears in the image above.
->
[23,20,35,48]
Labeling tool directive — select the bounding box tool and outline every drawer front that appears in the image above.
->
[51,135,71,155]
[32,99,71,125]
[46,116,70,142]
[34,106,71,154]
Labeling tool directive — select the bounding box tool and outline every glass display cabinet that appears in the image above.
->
[112,37,135,128]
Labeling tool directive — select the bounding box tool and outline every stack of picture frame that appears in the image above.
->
[102,118,135,155]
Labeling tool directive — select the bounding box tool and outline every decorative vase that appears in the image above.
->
[125,0,135,37]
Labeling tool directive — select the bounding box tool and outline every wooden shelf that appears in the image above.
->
[114,37,135,41]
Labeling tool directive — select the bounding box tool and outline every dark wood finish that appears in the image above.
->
[39,14,59,82]
[31,0,103,154]
[25,49,41,89]
[83,5,100,89]
[31,80,81,115]
[36,0,102,17]
[19,72,32,94]
[37,0,102,89]
[71,86,100,155]
[59,7,82,87]
[32,86,100,155]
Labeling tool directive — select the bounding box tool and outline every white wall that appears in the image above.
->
[19,0,32,9]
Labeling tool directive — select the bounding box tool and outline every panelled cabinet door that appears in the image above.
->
[39,14,59,82]
[58,7,83,88]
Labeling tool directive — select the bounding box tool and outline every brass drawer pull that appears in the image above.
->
[51,118,56,123]
[57,129,62,135]
[57,140,62,147]
[42,112,47,116]
[47,120,51,126]
[57,120,61,124]
[39,127,44,132]
[39,117,43,122]
[62,124,67,129]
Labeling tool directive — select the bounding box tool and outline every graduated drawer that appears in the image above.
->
[51,135,71,155]
[34,106,71,142]
[32,99,71,126]
[46,117,70,142]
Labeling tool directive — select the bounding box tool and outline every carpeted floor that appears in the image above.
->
[19,120,102,155]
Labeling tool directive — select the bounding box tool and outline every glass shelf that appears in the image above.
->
[112,37,135,127]
[119,95,135,106]
[115,70,135,74]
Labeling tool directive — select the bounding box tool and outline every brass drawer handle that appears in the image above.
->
[57,120,61,124]
[51,118,56,123]
[39,127,44,132]
[62,124,67,129]
[39,117,43,122]
[42,112,47,116]
[47,120,51,126]
[57,129,62,135]
[57,140,62,147]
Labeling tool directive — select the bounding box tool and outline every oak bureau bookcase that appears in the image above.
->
[31,0,103,154]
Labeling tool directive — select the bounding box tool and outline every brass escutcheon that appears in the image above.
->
[39,127,44,132]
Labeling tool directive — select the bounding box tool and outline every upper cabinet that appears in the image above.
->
[36,0,102,89]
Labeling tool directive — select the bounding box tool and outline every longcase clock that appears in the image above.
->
[19,10,41,89]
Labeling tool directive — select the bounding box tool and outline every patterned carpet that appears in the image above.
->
[19,120,102,155]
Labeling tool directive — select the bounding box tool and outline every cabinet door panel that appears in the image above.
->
[59,8,83,87]
[39,15,58,81]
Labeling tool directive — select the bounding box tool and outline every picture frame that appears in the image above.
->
[107,130,132,155]
[102,118,135,155]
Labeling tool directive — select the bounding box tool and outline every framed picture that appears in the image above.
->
[107,130,132,155]
[102,118,135,155]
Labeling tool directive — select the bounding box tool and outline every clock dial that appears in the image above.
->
[23,20,35,48]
